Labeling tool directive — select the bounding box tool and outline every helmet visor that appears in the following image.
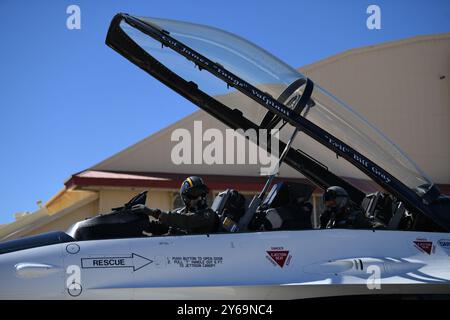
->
[184,186,208,200]
[323,190,337,202]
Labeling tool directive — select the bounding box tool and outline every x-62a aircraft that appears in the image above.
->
[0,13,449,299]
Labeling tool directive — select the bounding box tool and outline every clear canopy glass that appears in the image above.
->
[121,16,433,194]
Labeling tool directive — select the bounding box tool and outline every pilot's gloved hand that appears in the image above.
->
[147,208,162,219]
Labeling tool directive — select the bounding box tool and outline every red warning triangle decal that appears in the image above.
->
[414,240,433,255]
[267,250,289,268]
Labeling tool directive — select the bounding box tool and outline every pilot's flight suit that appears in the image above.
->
[147,206,219,235]
[320,204,372,229]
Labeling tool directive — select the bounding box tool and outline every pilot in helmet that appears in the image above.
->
[147,176,218,235]
[180,176,209,211]
[320,186,372,229]
[320,186,350,228]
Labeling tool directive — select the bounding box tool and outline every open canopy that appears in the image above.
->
[105,13,449,230]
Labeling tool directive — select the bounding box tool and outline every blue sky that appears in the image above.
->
[0,0,449,224]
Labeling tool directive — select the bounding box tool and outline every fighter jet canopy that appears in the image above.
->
[106,14,449,230]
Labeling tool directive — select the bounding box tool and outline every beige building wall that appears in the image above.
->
[147,190,173,212]
[97,188,147,213]
[29,200,99,236]
[97,188,174,213]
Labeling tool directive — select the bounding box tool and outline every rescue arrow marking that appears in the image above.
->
[81,253,153,271]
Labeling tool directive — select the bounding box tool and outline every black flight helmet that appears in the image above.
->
[323,186,349,210]
[180,176,209,208]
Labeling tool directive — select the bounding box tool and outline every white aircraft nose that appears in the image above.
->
[0,242,67,299]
